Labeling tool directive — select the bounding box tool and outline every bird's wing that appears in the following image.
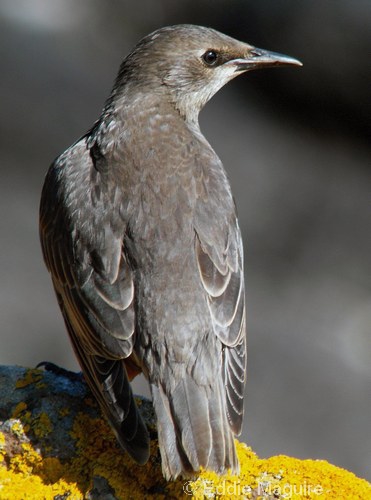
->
[39,141,149,464]
[194,165,246,436]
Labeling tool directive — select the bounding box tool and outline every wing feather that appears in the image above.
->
[195,219,246,435]
[39,139,150,463]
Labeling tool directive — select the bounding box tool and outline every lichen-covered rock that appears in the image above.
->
[0,365,370,499]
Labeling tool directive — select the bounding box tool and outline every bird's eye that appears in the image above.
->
[202,50,219,66]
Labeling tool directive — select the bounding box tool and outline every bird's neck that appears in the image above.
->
[175,99,201,129]
[101,86,203,139]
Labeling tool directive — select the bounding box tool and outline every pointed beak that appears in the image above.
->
[233,46,302,72]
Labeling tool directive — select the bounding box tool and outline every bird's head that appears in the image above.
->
[115,25,302,123]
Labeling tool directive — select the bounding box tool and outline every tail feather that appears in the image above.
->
[151,373,238,479]
[171,377,212,470]
[151,384,194,478]
[205,379,226,472]
[204,373,239,474]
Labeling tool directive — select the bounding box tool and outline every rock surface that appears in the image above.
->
[0,365,370,499]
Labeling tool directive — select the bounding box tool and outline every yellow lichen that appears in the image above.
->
[0,410,369,499]
[0,466,82,499]
[59,407,70,417]
[0,432,5,464]
[12,401,28,418]
[37,456,65,484]
[15,369,43,388]
[10,419,26,438]
[12,402,54,439]
[186,441,371,499]
[35,382,47,390]
[0,433,82,499]
[11,403,32,434]
[32,412,53,439]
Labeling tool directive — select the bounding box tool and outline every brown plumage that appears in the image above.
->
[39,25,301,479]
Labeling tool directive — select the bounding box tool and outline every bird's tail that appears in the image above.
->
[151,373,239,480]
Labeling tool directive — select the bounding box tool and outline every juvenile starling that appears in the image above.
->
[40,25,301,480]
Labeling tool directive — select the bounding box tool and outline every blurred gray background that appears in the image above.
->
[1,0,370,481]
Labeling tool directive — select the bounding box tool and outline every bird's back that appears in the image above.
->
[40,99,245,479]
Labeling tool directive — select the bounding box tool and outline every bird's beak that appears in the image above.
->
[232,46,302,72]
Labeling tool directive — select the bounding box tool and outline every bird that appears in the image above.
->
[39,24,301,480]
